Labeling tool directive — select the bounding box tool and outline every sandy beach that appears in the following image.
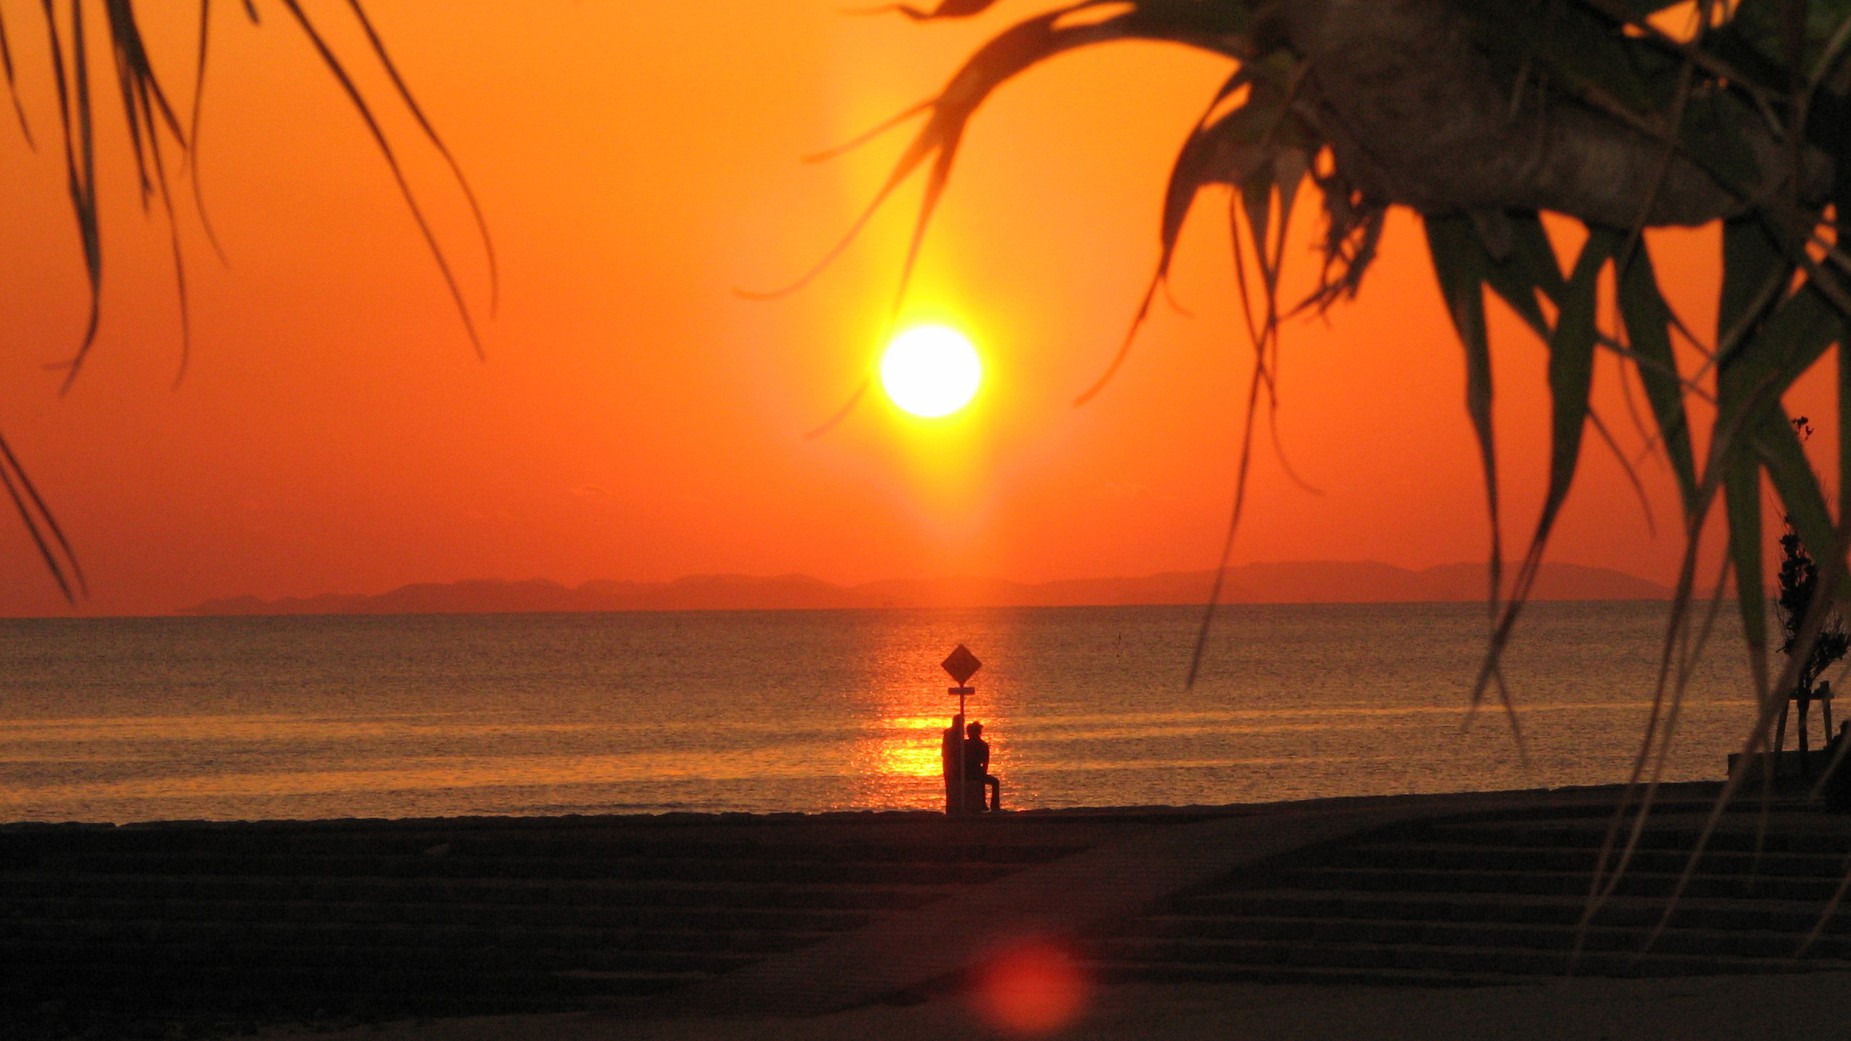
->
[256,973,1851,1041]
[10,784,1851,1040]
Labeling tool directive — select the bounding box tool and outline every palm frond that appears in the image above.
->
[0,433,84,602]
[4,0,495,598]
[278,0,482,357]
[0,3,34,147]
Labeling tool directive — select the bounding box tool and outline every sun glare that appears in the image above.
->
[879,325,982,418]
[969,937,1090,1036]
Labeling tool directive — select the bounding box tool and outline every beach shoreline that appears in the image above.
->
[0,777,1735,831]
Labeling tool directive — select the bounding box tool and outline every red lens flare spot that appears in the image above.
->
[969,937,1090,1037]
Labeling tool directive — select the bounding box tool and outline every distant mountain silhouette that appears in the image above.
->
[181,560,1671,617]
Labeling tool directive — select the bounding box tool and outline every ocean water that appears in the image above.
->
[0,602,1768,823]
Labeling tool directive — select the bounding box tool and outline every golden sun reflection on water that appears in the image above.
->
[858,704,1021,811]
[874,715,949,779]
[0,605,1761,822]
[831,616,1031,811]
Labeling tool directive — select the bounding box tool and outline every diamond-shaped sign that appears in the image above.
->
[941,644,982,687]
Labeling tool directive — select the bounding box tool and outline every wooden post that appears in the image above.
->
[940,644,983,816]
[1800,692,1813,777]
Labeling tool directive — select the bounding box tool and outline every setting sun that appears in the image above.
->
[879,325,983,418]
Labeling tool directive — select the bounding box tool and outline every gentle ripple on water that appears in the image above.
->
[0,602,1766,822]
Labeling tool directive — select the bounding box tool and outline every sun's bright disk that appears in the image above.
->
[879,325,982,418]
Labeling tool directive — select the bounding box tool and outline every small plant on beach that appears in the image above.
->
[1775,521,1849,735]
[1775,418,1849,738]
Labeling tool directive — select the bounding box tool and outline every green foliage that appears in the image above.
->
[1776,419,1851,697]
[1778,519,1851,693]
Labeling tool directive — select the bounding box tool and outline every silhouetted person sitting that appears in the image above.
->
[965,721,1001,811]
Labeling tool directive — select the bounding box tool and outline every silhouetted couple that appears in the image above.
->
[941,713,1001,813]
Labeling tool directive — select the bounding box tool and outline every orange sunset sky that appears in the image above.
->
[0,1,1835,618]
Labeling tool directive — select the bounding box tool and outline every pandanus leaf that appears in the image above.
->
[764,1,1253,312]
[778,1,1271,438]
[1715,214,1801,686]
[1722,453,1769,688]
[1239,168,1281,301]
[1722,0,1851,77]
[0,3,33,147]
[279,0,484,358]
[1466,1,1762,198]
[0,433,84,602]
[1711,273,1849,648]
[42,0,104,392]
[186,0,208,153]
[186,0,227,263]
[1480,210,1568,328]
[1761,284,1840,391]
[36,0,197,389]
[875,0,1010,21]
[1614,247,1700,523]
[1718,214,1792,360]
[1230,58,1304,345]
[1805,6,1851,93]
[1077,51,1303,405]
[341,0,499,316]
[1842,337,1851,526]
[1534,228,1619,556]
[1531,2,1681,115]
[105,0,155,204]
[1461,227,1616,721]
[1709,226,1846,661]
[1756,410,1848,603]
[3,0,497,598]
[754,4,1143,305]
[1156,59,1286,273]
[1424,212,1504,607]
[1594,0,1699,17]
[104,0,193,381]
[1423,209,1580,614]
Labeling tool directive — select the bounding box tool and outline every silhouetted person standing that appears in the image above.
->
[941,713,966,812]
[965,721,1000,811]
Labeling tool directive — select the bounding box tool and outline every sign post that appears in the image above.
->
[942,644,982,815]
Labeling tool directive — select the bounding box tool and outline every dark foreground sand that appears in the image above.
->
[257,973,1851,1041]
[17,784,1845,1040]
[240,784,1851,1041]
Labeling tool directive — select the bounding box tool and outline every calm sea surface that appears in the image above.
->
[0,603,1766,823]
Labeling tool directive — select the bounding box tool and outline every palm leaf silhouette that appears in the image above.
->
[2,0,495,601]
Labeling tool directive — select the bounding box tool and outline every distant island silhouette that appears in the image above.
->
[181,560,1671,616]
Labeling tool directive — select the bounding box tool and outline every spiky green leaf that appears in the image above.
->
[1614,246,1700,522]
[1539,227,1620,533]
[1425,212,1503,604]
